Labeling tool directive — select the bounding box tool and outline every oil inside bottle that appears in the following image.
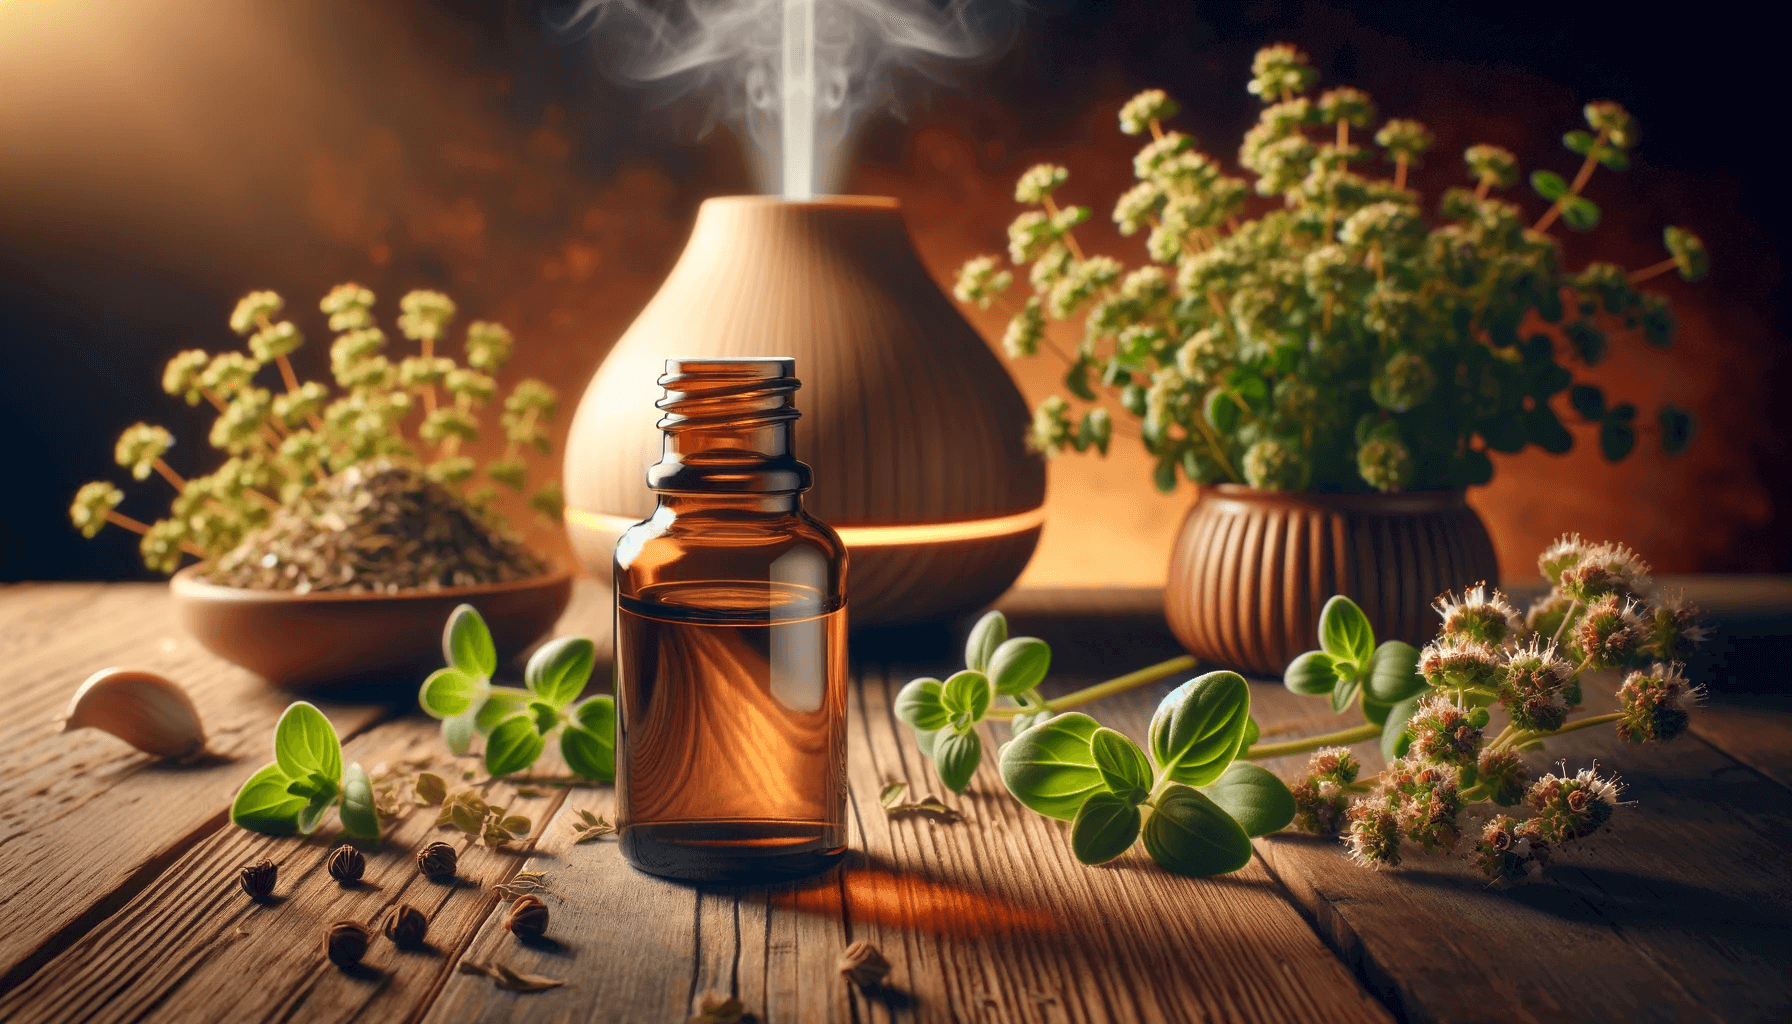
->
[615,577,847,881]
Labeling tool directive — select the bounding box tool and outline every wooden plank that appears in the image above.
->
[0,584,391,993]
[1244,665,1792,1024]
[422,607,1394,1024]
[1689,694,1792,792]
[0,715,567,1024]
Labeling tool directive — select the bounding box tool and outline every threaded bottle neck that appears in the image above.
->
[646,357,812,494]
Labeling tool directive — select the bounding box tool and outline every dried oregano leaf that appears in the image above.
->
[414,773,447,805]
[458,960,564,992]
[492,871,546,900]
[690,993,746,1024]
[879,782,907,808]
[571,808,615,843]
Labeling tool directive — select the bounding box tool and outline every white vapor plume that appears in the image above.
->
[552,0,1023,198]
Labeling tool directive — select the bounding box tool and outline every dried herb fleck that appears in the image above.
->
[570,808,616,843]
[877,782,962,823]
[837,940,892,988]
[492,870,547,901]
[458,960,565,992]
[690,992,747,1024]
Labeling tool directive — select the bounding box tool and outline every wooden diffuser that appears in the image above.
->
[563,196,1046,626]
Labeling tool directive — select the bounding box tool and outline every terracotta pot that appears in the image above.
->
[563,196,1046,627]
[170,565,574,691]
[1164,485,1500,677]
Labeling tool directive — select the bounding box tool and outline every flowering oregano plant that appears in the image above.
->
[1279,534,1705,881]
[70,287,564,575]
[954,44,1707,494]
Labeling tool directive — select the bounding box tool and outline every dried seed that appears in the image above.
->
[326,844,365,885]
[837,940,891,988]
[324,920,370,968]
[417,841,458,882]
[504,894,549,941]
[239,858,277,901]
[383,904,429,949]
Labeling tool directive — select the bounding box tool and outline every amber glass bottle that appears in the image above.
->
[612,357,848,881]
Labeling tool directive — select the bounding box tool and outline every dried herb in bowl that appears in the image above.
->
[202,461,546,593]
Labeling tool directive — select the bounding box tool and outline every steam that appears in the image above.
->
[553,0,1022,198]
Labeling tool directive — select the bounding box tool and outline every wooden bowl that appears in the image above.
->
[169,565,575,691]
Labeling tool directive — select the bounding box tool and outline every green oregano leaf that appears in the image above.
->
[339,761,380,841]
[999,712,1105,820]
[1072,792,1142,865]
[273,701,342,785]
[420,667,486,720]
[1330,673,1363,714]
[895,678,950,732]
[443,710,478,757]
[1284,650,1340,696]
[1200,762,1295,837]
[1318,596,1375,667]
[940,670,992,725]
[444,603,497,679]
[561,725,615,782]
[1142,784,1254,877]
[914,726,939,759]
[525,636,595,708]
[230,762,307,835]
[475,686,532,735]
[964,611,1008,674]
[1148,671,1250,787]
[485,714,545,778]
[934,728,982,793]
[988,637,1051,696]
[1365,640,1426,703]
[1383,693,1424,759]
[1089,727,1152,804]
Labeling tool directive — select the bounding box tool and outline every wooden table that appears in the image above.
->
[1,581,1788,1023]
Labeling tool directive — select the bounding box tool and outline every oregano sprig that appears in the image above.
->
[418,604,616,782]
[897,611,1294,877]
[230,701,380,842]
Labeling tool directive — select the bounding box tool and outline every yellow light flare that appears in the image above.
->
[565,505,1045,549]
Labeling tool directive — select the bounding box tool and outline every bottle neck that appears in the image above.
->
[645,357,812,498]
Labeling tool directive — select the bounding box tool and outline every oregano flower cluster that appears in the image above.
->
[71,286,564,575]
[953,45,1707,495]
[1282,534,1705,881]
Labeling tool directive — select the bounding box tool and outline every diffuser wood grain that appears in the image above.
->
[563,196,1046,626]
[1165,485,1501,676]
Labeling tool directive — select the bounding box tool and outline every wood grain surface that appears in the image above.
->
[2,580,1788,1024]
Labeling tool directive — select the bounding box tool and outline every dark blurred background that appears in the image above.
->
[3,0,1786,585]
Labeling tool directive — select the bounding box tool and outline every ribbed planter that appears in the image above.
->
[1165,485,1500,677]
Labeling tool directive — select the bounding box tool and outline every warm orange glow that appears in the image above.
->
[566,505,1046,549]
[766,862,1060,938]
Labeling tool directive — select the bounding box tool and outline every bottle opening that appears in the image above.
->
[647,356,812,494]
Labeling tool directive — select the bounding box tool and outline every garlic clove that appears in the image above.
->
[61,667,207,760]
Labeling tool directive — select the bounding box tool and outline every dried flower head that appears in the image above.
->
[1418,636,1502,695]
[1355,435,1413,493]
[505,894,549,941]
[1574,594,1646,670]
[1307,746,1360,786]
[230,291,284,336]
[327,844,365,885]
[1527,766,1623,843]
[838,940,892,988]
[1344,800,1402,868]
[1120,89,1180,135]
[1405,695,1483,768]
[384,904,430,949]
[239,858,277,901]
[1248,43,1317,102]
[1616,662,1702,744]
[324,920,371,969]
[70,482,125,539]
[953,255,1014,309]
[1641,589,1710,662]
[1499,639,1574,733]
[1476,748,1529,807]
[1472,814,1552,884]
[1434,584,1522,647]
[417,841,458,882]
[1015,163,1070,205]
